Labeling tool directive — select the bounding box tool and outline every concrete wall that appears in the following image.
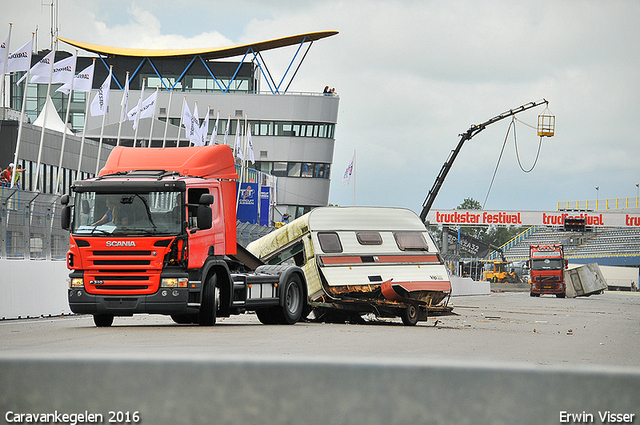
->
[0,259,71,320]
[1,357,638,425]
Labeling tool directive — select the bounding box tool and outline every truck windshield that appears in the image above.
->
[72,191,183,236]
[531,258,564,271]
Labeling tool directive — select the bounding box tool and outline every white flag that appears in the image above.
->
[247,123,255,164]
[182,99,193,138]
[235,119,243,160]
[120,75,130,122]
[199,106,210,146]
[223,114,230,145]
[210,110,219,144]
[342,152,355,186]
[6,39,32,73]
[128,90,156,130]
[191,102,202,146]
[17,49,54,85]
[90,70,112,116]
[59,61,94,94]
[0,33,9,71]
[47,54,76,90]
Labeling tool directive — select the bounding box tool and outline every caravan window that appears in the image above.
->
[394,232,429,251]
[317,232,343,253]
[356,232,382,245]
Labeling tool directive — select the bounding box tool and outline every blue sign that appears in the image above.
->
[237,183,258,224]
[260,187,270,226]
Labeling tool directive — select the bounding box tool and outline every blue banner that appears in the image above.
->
[260,187,270,226]
[236,183,258,224]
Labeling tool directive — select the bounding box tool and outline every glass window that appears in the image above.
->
[272,162,287,177]
[287,162,301,177]
[266,241,305,266]
[357,232,383,245]
[394,232,429,251]
[306,125,314,137]
[318,232,342,253]
[301,163,313,178]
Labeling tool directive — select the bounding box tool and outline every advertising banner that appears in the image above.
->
[260,187,270,227]
[429,209,640,228]
[237,183,258,224]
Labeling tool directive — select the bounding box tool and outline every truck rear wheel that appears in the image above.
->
[401,304,419,326]
[279,274,304,324]
[93,314,114,327]
[198,274,219,326]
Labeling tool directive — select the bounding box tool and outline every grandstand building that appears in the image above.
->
[1,31,340,224]
[493,201,640,268]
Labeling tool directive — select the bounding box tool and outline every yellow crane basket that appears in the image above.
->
[537,107,555,137]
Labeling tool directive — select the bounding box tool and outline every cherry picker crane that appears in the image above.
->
[419,99,550,223]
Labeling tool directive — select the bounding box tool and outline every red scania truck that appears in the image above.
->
[61,144,307,327]
[528,244,568,297]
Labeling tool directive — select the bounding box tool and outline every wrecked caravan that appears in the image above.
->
[247,207,453,325]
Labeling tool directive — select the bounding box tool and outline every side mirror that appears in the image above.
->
[60,194,70,205]
[61,206,72,230]
[197,205,212,230]
[199,193,214,205]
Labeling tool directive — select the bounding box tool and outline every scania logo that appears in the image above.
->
[106,241,136,247]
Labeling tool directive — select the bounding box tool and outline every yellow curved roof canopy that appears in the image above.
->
[58,31,338,59]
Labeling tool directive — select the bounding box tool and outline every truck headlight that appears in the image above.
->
[69,278,84,288]
[161,277,188,288]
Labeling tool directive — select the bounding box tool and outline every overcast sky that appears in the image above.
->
[6,0,640,215]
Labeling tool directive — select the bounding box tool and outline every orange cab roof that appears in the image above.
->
[99,145,239,180]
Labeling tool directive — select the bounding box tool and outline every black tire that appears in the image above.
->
[93,314,114,327]
[530,292,540,297]
[556,292,566,298]
[198,274,219,326]
[401,304,419,326]
[171,314,198,324]
[279,274,304,324]
[256,307,282,325]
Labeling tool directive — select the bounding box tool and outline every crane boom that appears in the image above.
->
[419,99,548,222]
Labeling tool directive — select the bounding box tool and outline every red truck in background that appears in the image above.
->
[61,144,307,327]
[529,244,568,298]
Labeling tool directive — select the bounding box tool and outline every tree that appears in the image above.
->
[456,197,486,240]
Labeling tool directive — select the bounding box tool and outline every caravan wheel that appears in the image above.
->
[401,304,419,326]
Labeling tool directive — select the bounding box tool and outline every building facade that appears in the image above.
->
[3,31,340,222]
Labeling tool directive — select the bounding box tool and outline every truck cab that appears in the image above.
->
[529,244,567,297]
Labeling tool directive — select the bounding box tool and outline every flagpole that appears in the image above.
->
[95,65,113,175]
[33,41,57,192]
[76,58,96,179]
[162,89,173,148]
[54,50,77,194]
[116,71,129,147]
[147,85,159,147]
[178,96,186,147]
[352,149,356,206]
[132,77,145,147]
[10,33,35,189]
[1,23,11,115]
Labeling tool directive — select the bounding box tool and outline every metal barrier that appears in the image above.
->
[1,189,275,260]
[1,188,67,261]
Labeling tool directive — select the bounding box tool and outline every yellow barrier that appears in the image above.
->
[558,197,640,211]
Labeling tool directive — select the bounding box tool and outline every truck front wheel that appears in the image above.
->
[94,314,114,327]
[198,274,219,326]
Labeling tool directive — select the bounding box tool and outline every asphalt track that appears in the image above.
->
[1,291,639,425]
[1,291,638,367]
